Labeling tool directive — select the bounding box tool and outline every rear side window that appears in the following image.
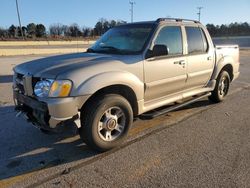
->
[154,26,183,55]
[186,27,208,54]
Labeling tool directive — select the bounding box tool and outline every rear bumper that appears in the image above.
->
[13,91,90,130]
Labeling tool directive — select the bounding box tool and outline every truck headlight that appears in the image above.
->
[34,79,72,98]
[34,79,53,97]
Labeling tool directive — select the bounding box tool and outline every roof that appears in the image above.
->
[118,18,201,27]
[156,18,200,24]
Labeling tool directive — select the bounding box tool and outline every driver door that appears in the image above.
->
[144,25,187,102]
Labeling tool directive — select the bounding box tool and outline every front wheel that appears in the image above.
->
[79,94,133,152]
[209,71,230,103]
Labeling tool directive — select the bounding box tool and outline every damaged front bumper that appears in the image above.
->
[13,91,89,131]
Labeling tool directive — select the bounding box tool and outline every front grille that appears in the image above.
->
[14,73,25,94]
[14,72,39,96]
[16,82,25,94]
[16,73,23,80]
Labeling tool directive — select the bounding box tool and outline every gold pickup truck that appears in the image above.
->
[13,18,240,151]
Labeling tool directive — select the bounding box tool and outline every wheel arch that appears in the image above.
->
[80,84,139,116]
[220,64,233,81]
[211,56,234,81]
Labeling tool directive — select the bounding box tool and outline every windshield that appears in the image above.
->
[88,24,155,55]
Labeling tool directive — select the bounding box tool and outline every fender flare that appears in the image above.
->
[211,55,234,80]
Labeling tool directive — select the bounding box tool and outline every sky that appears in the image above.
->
[0,0,250,29]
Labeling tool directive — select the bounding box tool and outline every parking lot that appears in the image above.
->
[0,50,250,187]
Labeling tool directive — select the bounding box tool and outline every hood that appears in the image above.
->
[14,53,117,78]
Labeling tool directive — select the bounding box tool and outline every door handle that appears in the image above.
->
[174,60,185,65]
[179,60,185,65]
[207,56,212,61]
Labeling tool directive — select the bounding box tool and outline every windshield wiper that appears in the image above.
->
[86,48,96,53]
[100,46,132,54]
[100,46,120,51]
[90,46,135,55]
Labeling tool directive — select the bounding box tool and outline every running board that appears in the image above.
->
[140,92,211,120]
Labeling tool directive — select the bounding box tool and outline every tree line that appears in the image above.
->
[206,22,250,37]
[1,19,250,40]
[0,18,127,40]
[0,23,46,39]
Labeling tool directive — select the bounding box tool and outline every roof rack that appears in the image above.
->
[156,18,200,24]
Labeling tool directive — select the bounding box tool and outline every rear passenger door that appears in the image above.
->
[185,26,214,89]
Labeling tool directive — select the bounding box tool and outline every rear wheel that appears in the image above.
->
[209,71,230,103]
[79,94,133,152]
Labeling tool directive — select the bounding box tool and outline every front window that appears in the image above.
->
[154,26,183,55]
[88,24,155,55]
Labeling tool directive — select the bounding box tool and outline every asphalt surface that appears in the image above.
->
[0,51,249,187]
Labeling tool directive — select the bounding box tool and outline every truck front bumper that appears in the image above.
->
[13,91,90,131]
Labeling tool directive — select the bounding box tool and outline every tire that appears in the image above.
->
[79,94,133,152]
[209,71,230,103]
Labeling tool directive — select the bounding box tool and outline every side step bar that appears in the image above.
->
[140,92,211,120]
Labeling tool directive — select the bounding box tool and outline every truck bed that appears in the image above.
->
[215,45,239,64]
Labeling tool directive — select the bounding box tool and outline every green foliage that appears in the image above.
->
[17,26,27,37]
[206,22,250,37]
[27,23,36,37]
[0,27,8,38]
[36,24,46,37]
[8,25,16,38]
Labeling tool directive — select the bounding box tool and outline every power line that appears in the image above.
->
[15,0,24,40]
[129,1,135,23]
[197,6,203,22]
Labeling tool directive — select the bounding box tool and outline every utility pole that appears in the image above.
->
[15,0,24,40]
[197,7,203,22]
[129,1,135,23]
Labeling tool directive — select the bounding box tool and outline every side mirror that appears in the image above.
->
[152,44,168,57]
